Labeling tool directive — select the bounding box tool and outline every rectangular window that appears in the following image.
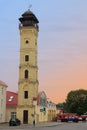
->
[1,99,3,108]
[0,114,2,121]
[11,112,16,119]
[2,88,3,95]
[24,91,28,99]
[25,55,29,61]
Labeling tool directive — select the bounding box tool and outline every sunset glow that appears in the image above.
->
[0,0,87,104]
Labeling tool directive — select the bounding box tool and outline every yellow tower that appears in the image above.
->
[17,9,39,124]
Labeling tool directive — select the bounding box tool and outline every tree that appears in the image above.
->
[56,102,67,113]
[65,89,87,115]
[56,103,64,109]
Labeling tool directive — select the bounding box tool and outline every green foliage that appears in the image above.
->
[56,103,64,109]
[56,102,67,113]
[31,114,34,117]
[65,89,87,115]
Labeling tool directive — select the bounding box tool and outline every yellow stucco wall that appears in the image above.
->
[36,106,48,123]
[6,107,17,122]
[17,106,35,124]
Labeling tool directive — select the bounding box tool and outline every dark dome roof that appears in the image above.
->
[19,9,39,28]
[19,9,39,24]
[22,10,34,17]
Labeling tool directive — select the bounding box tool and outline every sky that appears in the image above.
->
[0,0,87,103]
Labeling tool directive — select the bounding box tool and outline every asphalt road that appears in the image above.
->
[0,122,87,130]
[37,122,87,130]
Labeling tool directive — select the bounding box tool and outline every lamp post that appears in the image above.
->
[33,97,37,127]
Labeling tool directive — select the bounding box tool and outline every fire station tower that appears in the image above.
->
[17,9,39,124]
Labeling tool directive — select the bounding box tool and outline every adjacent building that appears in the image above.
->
[47,101,57,121]
[0,80,7,123]
[6,91,18,122]
[5,90,57,123]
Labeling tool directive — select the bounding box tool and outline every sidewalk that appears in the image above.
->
[20,121,62,128]
[0,121,62,129]
[35,121,62,127]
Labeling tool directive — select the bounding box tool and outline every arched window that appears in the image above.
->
[24,91,28,98]
[25,70,28,79]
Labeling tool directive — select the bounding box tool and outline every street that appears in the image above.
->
[0,122,87,130]
[35,122,87,130]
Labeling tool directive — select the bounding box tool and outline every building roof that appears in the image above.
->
[22,9,39,23]
[37,91,44,103]
[0,80,8,87]
[6,91,18,107]
[19,9,39,25]
[22,10,34,17]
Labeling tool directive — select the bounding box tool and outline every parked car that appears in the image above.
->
[80,115,87,121]
[57,113,79,123]
[9,118,21,126]
[73,116,79,122]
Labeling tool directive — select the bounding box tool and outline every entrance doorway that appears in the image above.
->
[23,110,28,124]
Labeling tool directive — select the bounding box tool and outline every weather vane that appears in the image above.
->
[28,4,32,10]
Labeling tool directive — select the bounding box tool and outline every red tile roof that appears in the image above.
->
[6,91,18,107]
[0,80,8,87]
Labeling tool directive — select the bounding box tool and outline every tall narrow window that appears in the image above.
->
[1,99,3,108]
[35,42,37,45]
[25,55,29,61]
[24,91,28,99]
[1,88,3,95]
[25,70,28,79]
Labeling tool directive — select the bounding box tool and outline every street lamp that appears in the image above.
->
[33,97,37,126]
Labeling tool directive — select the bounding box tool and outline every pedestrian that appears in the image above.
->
[33,119,35,127]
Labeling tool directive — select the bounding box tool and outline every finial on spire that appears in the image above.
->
[28,4,32,11]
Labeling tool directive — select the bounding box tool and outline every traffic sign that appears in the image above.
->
[40,108,44,112]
